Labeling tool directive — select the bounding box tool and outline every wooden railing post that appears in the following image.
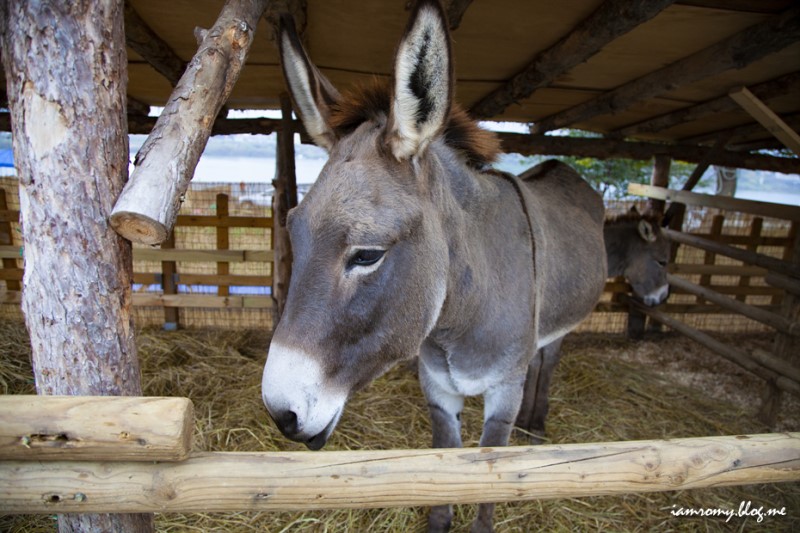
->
[0,189,21,292]
[737,217,763,302]
[161,232,180,330]
[216,193,230,297]
[272,93,298,327]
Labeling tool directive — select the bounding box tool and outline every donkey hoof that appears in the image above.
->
[470,517,494,533]
[427,505,452,533]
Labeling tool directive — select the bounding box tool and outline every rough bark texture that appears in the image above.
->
[271,94,298,325]
[470,0,674,119]
[497,132,800,174]
[0,1,151,531]
[110,0,268,245]
[532,6,800,134]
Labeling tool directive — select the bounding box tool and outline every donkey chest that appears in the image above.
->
[422,337,523,397]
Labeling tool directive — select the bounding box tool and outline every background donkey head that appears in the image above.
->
[605,206,670,306]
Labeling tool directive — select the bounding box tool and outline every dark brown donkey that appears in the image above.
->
[261,2,606,531]
[517,204,670,445]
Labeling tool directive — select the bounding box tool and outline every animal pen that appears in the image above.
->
[0,0,799,532]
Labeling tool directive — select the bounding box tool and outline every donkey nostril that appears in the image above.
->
[277,410,298,435]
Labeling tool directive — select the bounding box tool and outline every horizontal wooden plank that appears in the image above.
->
[0,290,21,304]
[670,264,768,276]
[1,433,797,513]
[628,184,800,222]
[667,274,799,336]
[663,228,800,279]
[593,301,782,315]
[132,293,272,308]
[133,248,273,263]
[176,273,271,286]
[175,214,272,228]
[0,396,193,462]
[133,273,272,286]
[0,245,23,259]
[0,209,19,223]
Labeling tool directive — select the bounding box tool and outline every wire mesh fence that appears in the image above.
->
[1,180,795,333]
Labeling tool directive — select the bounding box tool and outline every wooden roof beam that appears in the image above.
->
[682,112,800,146]
[265,0,307,36]
[469,0,675,120]
[532,6,800,134]
[497,132,800,174]
[617,71,800,138]
[446,0,474,31]
[124,1,186,87]
[729,86,800,155]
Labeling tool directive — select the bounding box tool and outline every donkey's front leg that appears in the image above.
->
[419,349,465,533]
[472,380,525,533]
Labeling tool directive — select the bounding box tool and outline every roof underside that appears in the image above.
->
[4,0,799,163]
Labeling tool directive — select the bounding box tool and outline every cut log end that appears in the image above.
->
[110,211,169,246]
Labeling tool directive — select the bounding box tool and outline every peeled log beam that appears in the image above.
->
[0,433,798,513]
[667,273,800,336]
[532,7,800,134]
[663,228,800,279]
[446,0,474,30]
[0,396,194,462]
[110,0,268,245]
[124,1,186,87]
[470,0,674,120]
[617,71,800,138]
[497,132,800,174]
[630,300,800,395]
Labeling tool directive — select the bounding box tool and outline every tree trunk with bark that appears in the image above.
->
[0,1,152,531]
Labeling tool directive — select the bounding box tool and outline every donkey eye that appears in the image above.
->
[347,249,386,269]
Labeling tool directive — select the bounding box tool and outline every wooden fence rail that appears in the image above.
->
[629,185,800,419]
[2,187,799,330]
[0,396,798,514]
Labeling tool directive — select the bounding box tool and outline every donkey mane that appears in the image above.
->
[329,79,501,168]
[605,209,662,227]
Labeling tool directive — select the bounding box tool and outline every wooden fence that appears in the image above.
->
[1,395,798,514]
[628,184,800,421]
[2,184,799,333]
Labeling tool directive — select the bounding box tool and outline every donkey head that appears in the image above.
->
[607,206,670,307]
[262,0,459,450]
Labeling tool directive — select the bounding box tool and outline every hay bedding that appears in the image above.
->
[1,320,797,532]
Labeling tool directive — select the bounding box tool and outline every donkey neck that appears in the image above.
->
[426,142,534,339]
[604,223,633,277]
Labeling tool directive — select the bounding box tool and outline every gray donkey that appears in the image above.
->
[516,204,670,445]
[261,2,606,531]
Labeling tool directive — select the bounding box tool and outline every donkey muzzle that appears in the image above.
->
[261,342,346,450]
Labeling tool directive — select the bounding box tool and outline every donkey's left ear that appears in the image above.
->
[637,219,658,243]
[388,0,453,161]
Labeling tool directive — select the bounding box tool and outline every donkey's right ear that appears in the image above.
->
[278,14,341,152]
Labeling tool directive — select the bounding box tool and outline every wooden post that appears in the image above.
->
[216,194,230,297]
[161,232,180,330]
[0,189,20,291]
[760,225,800,425]
[698,215,725,305]
[648,155,671,215]
[110,0,269,245]
[272,93,299,326]
[628,154,670,338]
[0,1,153,531]
[737,217,763,302]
